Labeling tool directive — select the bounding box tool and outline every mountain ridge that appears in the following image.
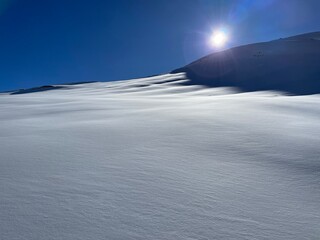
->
[172,31,320,95]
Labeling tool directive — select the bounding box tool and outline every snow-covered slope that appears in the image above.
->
[1,32,320,239]
[172,31,320,95]
[1,73,320,239]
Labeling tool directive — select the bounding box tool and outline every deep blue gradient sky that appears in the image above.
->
[1,0,320,91]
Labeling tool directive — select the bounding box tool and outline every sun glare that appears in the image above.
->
[210,30,228,48]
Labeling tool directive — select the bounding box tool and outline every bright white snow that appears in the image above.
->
[0,73,320,239]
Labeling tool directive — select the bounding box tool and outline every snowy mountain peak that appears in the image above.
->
[172,31,320,95]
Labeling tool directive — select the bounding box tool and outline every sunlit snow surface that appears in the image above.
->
[1,73,320,239]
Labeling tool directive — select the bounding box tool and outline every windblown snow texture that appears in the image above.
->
[1,32,320,240]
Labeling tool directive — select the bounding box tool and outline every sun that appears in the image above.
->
[210,30,228,48]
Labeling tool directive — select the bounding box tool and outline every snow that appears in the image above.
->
[1,71,320,239]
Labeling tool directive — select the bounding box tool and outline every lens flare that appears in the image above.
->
[210,30,228,48]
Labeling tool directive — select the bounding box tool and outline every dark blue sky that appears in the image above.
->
[1,0,320,91]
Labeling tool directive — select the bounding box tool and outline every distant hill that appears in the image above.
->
[172,31,320,95]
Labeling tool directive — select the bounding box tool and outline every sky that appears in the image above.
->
[0,0,320,91]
